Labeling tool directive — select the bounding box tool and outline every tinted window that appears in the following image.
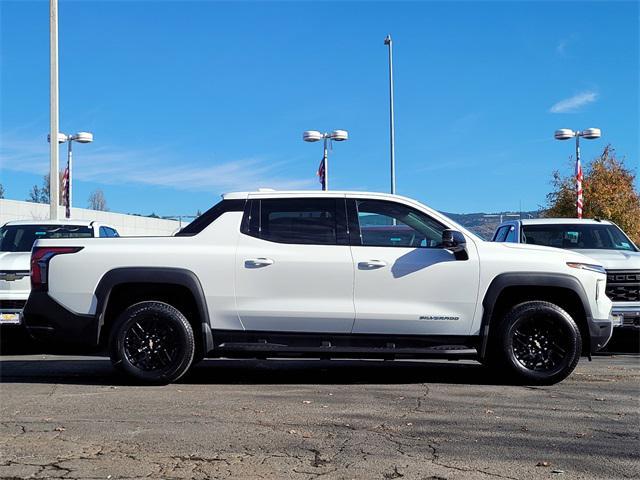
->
[253,198,340,245]
[505,225,517,243]
[493,226,509,242]
[522,224,638,251]
[99,227,119,238]
[355,199,445,248]
[0,224,93,252]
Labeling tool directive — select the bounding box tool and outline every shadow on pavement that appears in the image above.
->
[0,357,510,386]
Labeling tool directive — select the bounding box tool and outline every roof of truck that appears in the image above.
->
[509,218,614,226]
[223,190,416,202]
[2,219,111,227]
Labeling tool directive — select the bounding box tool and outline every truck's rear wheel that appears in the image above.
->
[109,301,195,385]
[493,301,582,385]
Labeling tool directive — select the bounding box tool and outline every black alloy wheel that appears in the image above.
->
[493,301,582,385]
[123,316,181,371]
[511,315,571,373]
[109,301,195,385]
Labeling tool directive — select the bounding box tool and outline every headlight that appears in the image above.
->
[566,262,607,275]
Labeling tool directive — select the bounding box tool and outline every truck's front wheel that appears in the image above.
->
[493,301,582,385]
[109,301,195,385]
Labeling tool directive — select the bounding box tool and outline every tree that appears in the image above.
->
[0,183,4,199]
[27,175,51,204]
[544,145,640,244]
[88,189,108,211]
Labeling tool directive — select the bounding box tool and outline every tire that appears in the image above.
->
[491,301,582,385]
[109,301,195,385]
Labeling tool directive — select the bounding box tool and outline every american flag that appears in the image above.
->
[576,156,583,219]
[317,157,326,190]
[62,162,70,218]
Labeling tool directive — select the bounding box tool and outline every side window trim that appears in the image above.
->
[346,199,361,246]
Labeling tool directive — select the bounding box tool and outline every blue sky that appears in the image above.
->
[1,0,638,216]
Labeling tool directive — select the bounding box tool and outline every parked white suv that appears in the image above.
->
[492,218,639,331]
[23,191,615,385]
[0,220,119,326]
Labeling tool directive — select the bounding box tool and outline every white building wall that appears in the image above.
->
[0,199,181,236]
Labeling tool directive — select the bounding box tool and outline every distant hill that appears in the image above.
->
[440,211,542,240]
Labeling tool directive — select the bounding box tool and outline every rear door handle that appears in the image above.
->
[245,258,275,268]
[358,259,387,269]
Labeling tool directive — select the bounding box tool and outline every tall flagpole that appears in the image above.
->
[384,34,396,195]
[49,0,60,219]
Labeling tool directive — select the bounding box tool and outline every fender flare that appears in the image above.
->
[94,267,213,352]
[479,272,594,359]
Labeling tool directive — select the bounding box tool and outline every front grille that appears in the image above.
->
[606,270,640,302]
[0,300,27,310]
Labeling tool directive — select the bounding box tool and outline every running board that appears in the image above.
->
[214,342,478,359]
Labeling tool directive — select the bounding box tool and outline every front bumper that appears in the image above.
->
[22,291,101,349]
[588,315,615,353]
[612,305,640,329]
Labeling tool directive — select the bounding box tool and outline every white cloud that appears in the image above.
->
[0,133,315,192]
[549,91,598,113]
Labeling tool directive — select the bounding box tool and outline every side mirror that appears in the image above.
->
[442,229,468,260]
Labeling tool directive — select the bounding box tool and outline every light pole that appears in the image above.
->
[554,128,601,219]
[384,34,396,195]
[303,130,349,191]
[48,131,94,218]
[49,0,60,220]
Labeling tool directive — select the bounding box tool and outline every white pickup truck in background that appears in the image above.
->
[22,191,616,385]
[492,218,640,331]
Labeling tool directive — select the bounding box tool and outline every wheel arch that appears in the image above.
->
[94,267,213,355]
[479,273,593,359]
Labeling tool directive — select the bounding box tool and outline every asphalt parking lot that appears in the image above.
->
[0,353,638,480]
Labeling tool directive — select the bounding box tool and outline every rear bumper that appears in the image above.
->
[0,298,28,326]
[22,291,101,348]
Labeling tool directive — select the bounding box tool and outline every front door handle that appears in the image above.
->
[245,257,275,268]
[358,259,387,269]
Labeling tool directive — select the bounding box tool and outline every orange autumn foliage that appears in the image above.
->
[544,145,640,245]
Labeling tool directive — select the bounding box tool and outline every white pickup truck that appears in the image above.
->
[23,191,616,385]
[492,218,639,331]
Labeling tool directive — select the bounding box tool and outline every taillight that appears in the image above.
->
[31,247,83,292]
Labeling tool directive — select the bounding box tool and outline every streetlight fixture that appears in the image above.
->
[303,130,349,191]
[384,34,396,195]
[554,128,601,219]
[48,131,94,217]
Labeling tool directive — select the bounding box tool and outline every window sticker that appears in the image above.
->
[565,231,579,243]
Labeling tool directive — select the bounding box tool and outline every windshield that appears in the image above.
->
[0,225,93,252]
[522,223,638,252]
